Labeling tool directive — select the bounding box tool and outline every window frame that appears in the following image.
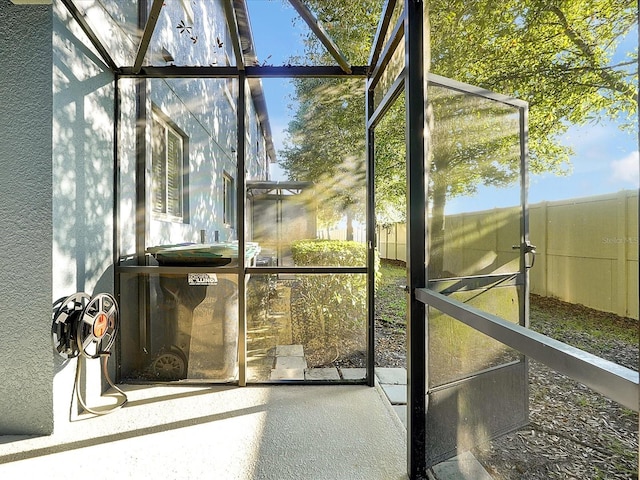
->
[151,107,189,223]
[224,59,237,110]
[223,171,235,227]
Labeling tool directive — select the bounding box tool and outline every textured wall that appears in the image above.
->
[51,1,115,423]
[52,2,115,300]
[0,2,54,435]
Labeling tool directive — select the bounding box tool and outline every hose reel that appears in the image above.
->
[51,292,127,416]
[52,293,91,359]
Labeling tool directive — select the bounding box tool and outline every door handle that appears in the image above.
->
[513,241,536,269]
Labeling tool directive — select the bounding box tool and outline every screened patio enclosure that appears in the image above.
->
[58,0,638,478]
[103,0,373,385]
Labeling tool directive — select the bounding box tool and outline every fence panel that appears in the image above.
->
[377,191,639,319]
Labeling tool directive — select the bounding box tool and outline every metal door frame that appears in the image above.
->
[368,1,638,478]
[404,6,637,480]
[421,73,530,467]
[366,1,426,475]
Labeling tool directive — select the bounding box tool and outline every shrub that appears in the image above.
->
[290,240,379,365]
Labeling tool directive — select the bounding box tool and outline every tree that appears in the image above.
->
[279,0,638,243]
[428,0,637,174]
[279,1,382,240]
[279,77,366,240]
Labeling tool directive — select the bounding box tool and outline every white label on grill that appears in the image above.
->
[188,273,218,286]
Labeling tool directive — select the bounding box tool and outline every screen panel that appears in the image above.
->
[247,273,368,382]
[120,272,239,382]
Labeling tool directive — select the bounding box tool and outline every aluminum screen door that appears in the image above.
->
[422,75,530,467]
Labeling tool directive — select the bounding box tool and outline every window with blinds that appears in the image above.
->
[152,112,186,221]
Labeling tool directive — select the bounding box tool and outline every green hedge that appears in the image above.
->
[290,240,379,365]
[291,239,368,266]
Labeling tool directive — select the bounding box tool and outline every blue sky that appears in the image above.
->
[246,1,638,212]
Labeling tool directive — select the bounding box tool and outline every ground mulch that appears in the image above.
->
[374,293,639,479]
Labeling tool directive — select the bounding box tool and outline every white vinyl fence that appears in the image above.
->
[377,190,638,319]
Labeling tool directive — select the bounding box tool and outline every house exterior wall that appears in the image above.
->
[141,77,269,248]
[118,0,270,252]
[1,0,271,434]
[51,0,117,424]
[52,3,116,303]
[144,76,240,247]
[0,2,54,435]
[2,0,129,434]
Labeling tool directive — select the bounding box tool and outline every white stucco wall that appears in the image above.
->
[51,0,116,423]
[145,76,239,246]
[117,78,139,256]
[52,2,115,299]
[0,0,271,433]
[137,0,270,249]
[0,2,54,435]
[142,77,270,248]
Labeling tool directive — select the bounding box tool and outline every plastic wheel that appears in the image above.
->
[151,349,187,380]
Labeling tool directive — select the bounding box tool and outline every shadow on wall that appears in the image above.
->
[52,4,115,300]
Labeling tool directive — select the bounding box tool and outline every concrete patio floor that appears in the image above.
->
[0,382,408,480]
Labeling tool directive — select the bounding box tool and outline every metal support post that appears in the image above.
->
[366,79,376,387]
[237,72,247,386]
[405,0,428,478]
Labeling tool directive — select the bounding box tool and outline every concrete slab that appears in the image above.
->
[274,355,307,370]
[340,368,366,380]
[381,384,407,405]
[0,384,408,480]
[431,451,494,480]
[275,344,304,357]
[393,405,407,427]
[305,367,341,380]
[376,367,407,385]
[270,368,305,380]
